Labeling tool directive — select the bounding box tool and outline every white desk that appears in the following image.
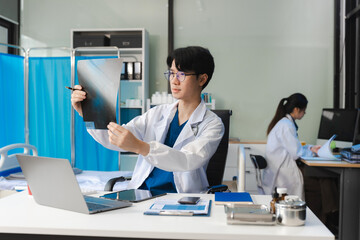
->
[0,192,334,240]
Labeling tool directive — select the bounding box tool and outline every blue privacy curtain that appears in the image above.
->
[0,53,25,148]
[28,55,120,170]
[28,57,71,160]
[74,56,119,171]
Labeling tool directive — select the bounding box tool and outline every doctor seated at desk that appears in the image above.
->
[262,93,321,200]
[71,46,224,194]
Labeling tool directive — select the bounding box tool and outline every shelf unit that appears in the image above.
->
[71,28,149,115]
[71,28,149,171]
[146,98,215,111]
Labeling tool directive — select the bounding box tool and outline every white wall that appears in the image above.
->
[20,0,334,144]
[0,26,8,53]
[174,0,334,144]
[20,0,169,95]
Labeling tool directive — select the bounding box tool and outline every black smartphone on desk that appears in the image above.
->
[100,189,166,203]
[178,197,200,205]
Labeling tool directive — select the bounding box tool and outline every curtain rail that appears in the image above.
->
[0,43,25,53]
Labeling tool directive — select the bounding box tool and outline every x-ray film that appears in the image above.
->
[77,58,123,129]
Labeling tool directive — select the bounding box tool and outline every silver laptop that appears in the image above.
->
[16,155,132,214]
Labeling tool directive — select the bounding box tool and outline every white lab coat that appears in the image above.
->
[262,114,313,200]
[87,100,224,193]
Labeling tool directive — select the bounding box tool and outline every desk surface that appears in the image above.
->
[0,192,333,240]
[229,140,267,144]
[301,159,360,168]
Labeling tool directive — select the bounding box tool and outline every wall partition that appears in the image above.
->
[27,49,72,160]
[27,48,122,171]
[0,44,25,148]
[71,51,120,171]
[0,46,122,171]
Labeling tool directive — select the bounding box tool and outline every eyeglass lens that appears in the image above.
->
[164,71,186,82]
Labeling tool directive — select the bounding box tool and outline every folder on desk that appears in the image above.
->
[144,199,211,216]
[214,192,253,205]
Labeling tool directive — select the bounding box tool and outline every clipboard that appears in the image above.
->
[144,199,212,217]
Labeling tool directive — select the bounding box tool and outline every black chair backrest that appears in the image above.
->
[206,109,232,186]
[250,154,267,169]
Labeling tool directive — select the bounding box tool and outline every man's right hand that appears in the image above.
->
[70,85,86,117]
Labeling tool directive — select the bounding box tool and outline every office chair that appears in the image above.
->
[205,109,232,193]
[104,110,232,193]
[104,109,232,192]
[249,154,267,194]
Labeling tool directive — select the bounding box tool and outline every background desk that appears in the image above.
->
[0,192,333,240]
[301,159,360,240]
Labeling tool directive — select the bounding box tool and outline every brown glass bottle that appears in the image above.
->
[270,187,279,214]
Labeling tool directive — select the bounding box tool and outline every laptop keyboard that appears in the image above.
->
[84,196,114,211]
[86,202,110,211]
[84,195,131,212]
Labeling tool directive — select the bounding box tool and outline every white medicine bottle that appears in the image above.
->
[277,187,288,201]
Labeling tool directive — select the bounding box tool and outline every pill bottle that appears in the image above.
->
[270,187,279,214]
[277,187,288,201]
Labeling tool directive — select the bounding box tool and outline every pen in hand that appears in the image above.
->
[65,86,76,91]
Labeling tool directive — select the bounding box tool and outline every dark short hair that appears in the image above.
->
[166,46,215,89]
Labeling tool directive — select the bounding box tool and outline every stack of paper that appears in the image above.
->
[302,134,341,161]
[317,134,339,160]
[341,148,360,163]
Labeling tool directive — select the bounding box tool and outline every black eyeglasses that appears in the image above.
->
[164,70,198,82]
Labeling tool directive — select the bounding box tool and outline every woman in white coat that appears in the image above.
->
[262,93,320,200]
[71,46,224,193]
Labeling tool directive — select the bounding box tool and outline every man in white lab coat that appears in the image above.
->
[71,46,224,193]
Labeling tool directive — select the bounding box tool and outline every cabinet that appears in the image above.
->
[71,28,148,171]
[146,93,216,111]
[71,28,148,116]
[224,141,266,194]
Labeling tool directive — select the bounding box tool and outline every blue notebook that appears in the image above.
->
[214,192,253,205]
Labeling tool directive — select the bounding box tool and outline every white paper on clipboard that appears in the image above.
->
[144,199,211,216]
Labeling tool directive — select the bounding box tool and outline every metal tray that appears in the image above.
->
[225,204,276,225]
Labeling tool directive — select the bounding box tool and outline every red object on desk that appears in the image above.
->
[27,185,32,195]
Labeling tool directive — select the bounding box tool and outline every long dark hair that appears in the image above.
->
[266,93,308,135]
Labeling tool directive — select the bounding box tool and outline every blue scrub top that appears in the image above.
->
[139,109,187,194]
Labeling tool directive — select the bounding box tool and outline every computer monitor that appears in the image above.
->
[353,110,360,145]
[317,108,359,148]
